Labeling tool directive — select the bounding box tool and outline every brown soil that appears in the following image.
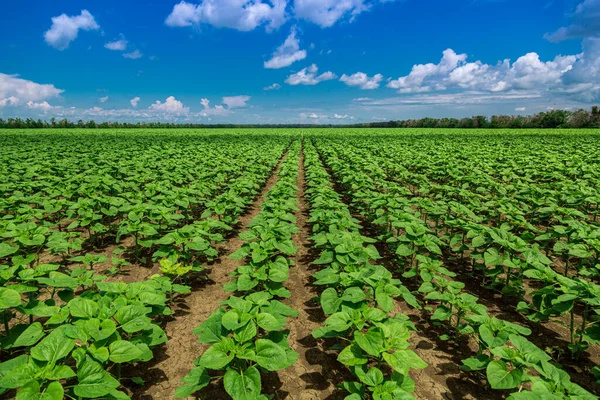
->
[127,153,288,400]
[276,144,349,399]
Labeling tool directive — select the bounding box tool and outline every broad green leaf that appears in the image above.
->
[223,366,262,400]
[486,360,524,389]
[14,322,45,347]
[109,340,143,363]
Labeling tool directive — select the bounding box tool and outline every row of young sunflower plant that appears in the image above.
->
[323,137,600,372]
[303,140,428,400]
[0,144,292,400]
[313,139,597,400]
[175,142,302,399]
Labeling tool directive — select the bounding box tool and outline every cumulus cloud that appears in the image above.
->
[264,83,281,90]
[340,72,384,89]
[264,27,307,69]
[222,95,251,108]
[545,0,600,42]
[285,64,337,85]
[199,98,230,117]
[388,49,467,93]
[123,50,143,59]
[353,97,372,101]
[105,36,128,51]
[130,97,140,107]
[0,96,21,107]
[148,96,190,114]
[515,107,526,112]
[386,48,579,95]
[27,101,56,111]
[99,96,109,103]
[300,112,322,119]
[561,38,600,101]
[44,10,99,50]
[333,113,354,119]
[165,0,287,31]
[0,73,64,104]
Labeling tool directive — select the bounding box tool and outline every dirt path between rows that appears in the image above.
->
[130,152,288,400]
[275,142,345,399]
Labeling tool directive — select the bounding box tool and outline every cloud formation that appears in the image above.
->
[165,0,287,31]
[44,10,99,50]
[285,64,337,85]
[264,27,307,69]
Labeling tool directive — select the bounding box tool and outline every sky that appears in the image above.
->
[0,0,599,124]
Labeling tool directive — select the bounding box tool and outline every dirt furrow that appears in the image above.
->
[276,142,344,399]
[130,152,288,400]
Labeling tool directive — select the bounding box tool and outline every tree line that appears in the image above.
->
[0,107,599,129]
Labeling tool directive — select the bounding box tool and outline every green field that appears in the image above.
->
[1,128,600,400]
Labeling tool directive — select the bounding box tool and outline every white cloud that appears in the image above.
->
[26,101,56,111]
[333,113,354,119]
[515,107,526,112]
[148,96,190,114]
[165,0,287,32]
[300,112,322,119]
[0,73,64,103]
[388,49,467,93]
[340,72,384,89]
[387,48,579,95]
[44,10,99,50]
[353,97,372,101]
[105,36,128,51]
[123,50,143,59]
[130,97,140,107]
[99,96,109,103]
[222,95,251,108]
[294,0,370,28]
[285,64,337,85]
[264,83,281,90]
[0,96,21,107]
[264,27,307,69]
[199,98,230,117]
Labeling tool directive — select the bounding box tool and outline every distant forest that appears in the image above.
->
[1,106,599,129]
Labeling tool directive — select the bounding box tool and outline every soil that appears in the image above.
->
[276,146,350,399]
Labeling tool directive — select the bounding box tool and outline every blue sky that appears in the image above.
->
[0,0,598,123]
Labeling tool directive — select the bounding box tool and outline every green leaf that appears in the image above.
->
[486,360,524,389]
[255,339,289,371]
[193,309,226,344]
[30,327,75,364]
[0,242,19,258]
[256,313,283,331]
[383,350,427,375]
[354,329,384,357]
[74,356,120,398]
[114,305,151,333]
[199,338,235,370]
[68,298,99,319]
[0,287,21,309]
[234,321,258,343]
[174,366,210,398]
[109,340,143,363]
[338,344,368,366]
[41,381,64,400]
[14,322,45,347]
[320,288,342,315]
[223,366,262,400]
[0,363,39,389]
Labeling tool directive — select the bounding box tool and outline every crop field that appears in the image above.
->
[1,128,600,400]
